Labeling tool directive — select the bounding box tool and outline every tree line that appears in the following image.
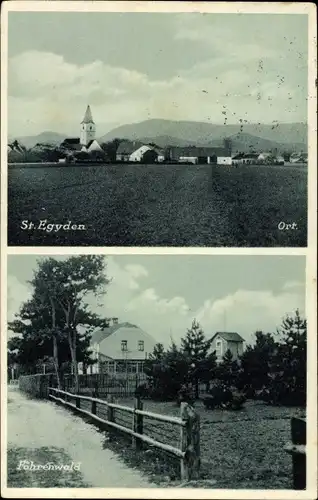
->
[8,139,123,163]
[142,313,306,407]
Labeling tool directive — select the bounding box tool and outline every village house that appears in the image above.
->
[258,152,285,165]
[232,152,259,165]
[7,140,25,162]
[167,146,232,165]
[116,141,164,163]
[129,145,158,163]
[289,152,308,164]
[210,331,245,363]
[87,318,157,375]
[116,140,143,161]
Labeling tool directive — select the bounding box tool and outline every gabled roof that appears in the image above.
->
[130,145,154,157]
[91,322,139,345]
[116,140,144,155]
[61,138,80,145]
[81,105,94,124]
[211,332,245,343]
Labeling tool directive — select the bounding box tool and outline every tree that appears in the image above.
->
[215,349,240,388]
[101,138,123,162]
[144,342,189,400]
[267,310,306,405]
[31,256,110,392]
[9,256,110,391]
[181,319,214,397]
[239,331,277,395]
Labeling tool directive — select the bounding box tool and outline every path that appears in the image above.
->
[7,387,154,488]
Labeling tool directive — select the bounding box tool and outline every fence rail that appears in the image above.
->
[48,387,200,480]
[63,373,148,398]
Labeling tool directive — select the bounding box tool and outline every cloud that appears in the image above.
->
[6,257,305,349]
[196,289,305,345]
[282,280,305,290]
[8,44,307,137]
[7,275,32,328]
[96,259,305,348]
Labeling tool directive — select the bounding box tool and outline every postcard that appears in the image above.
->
[1,1,317,500]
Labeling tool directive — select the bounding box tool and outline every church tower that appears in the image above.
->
[80,105,96,146]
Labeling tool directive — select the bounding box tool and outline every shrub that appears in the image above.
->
[135,383,150,399]
[203,381,246,411]
[177,384,195,406]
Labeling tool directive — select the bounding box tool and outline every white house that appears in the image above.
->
[179,156,198,164]
[216,156,232,166]
[210,331,245,363]
[169,146,232,165]
[88,318,157,375]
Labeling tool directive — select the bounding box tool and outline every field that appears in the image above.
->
[8,163,307,246]
[100,398,306,489]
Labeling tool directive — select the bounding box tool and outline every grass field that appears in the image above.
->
[8,163,307,246]
[99,399,306,489]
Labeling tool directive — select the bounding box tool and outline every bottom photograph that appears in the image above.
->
[6,254,306,490]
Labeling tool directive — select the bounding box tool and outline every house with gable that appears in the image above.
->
[210,331,245,363]
[88,318,157,375]
[116,140,143,162]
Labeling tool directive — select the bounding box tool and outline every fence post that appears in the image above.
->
[91,390,97,415]
[107,395,115,423]
[132,397,143,450]
[285,417,306,489]
[180,402,201,481]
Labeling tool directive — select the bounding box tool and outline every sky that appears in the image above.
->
[7,254,306,347]
[8,12,308,137]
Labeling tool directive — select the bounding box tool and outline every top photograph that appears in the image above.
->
[6,9,309,247]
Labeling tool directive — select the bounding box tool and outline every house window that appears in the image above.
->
[107,361,115,373]
[138,340,144,352]
[128,362,137,373]
[137,361,144,373]
[216,339,222,356]
[121,340,127,351]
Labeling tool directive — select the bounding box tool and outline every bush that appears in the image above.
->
[177,384,195,406]
[203,381,246,411]
[134,381,178,401]
[134,383,150,399]
[258,383,305,407]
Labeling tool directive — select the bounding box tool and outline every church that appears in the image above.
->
[60,105,104,155]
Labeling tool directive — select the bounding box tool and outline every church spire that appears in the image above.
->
[80,105,96,145]
[81,105,94,124]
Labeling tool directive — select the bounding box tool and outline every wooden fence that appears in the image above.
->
[285,417,306,489]
[48,387,200,481]
[63,373,148,398]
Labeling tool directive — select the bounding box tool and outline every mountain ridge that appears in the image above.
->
[11,119,307,152]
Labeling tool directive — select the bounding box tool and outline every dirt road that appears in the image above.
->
[7,387,154,488]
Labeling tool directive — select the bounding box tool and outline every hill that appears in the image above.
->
[14,131,66,149]
[12,119,307,153]
[101,119,307,147]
